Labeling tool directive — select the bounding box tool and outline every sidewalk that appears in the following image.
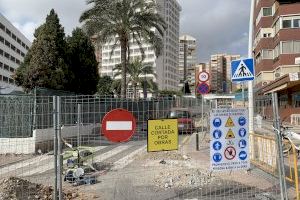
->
[181,133,296,199]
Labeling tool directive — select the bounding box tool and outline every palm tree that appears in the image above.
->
[114,59,157,99]
[80,0,166,98]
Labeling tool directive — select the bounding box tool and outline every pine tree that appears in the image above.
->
[15,9,69,91]
[66,28,99,94]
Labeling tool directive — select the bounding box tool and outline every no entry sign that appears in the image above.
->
[101,108,136,142]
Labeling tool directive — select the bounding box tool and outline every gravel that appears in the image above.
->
[0,177,92,200]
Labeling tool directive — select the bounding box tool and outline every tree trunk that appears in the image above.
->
[120,36,128,98]
[133,82,137,99]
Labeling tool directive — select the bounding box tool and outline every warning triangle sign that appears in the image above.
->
[232,60,254,79]
[225,117,235,127]
[226,129,235,139]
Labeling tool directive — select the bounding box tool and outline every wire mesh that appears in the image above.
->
[0,95,287,199]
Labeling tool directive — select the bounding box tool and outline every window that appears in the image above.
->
[263,7,272,16]
[5,28,11,36]
[262,49,273,59]
[0,36,3,43]
[294,19,300,28]
[283,20,292,28]
[3,76,8,83]
[4,64,9,71]
[0,22,4,31]
[293,93,300,108]
[282,41,293,53]
[294,41,300,53]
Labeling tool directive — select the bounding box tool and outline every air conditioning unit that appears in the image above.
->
[274,72,281,79]
[295,57,300,65]
[262,81,268,86]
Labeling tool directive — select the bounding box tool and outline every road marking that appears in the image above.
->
[21,146,108,176]
[93,145,131,162]
[0,155,50,176]
[112,145,146,170]
[180,135,191,147]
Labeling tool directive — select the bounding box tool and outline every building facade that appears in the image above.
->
[99,0,181,97]
[178,35,197,91]
[209,54,240,94]
[254,0,300,122]
[0,13,31,94]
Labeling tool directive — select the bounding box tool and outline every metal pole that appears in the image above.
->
[53,96,58,200]
[57,97,63,200]
[272,92,288,200]
[77,104,81,147]
[248,0,255,133]
[242,83,245,107]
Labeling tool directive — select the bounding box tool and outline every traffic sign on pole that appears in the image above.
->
[231,58,255,82]
[198,71,209,82]
[101,108,136,142]
[197,82,210,95]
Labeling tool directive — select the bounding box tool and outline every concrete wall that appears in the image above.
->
[0,123,100,154]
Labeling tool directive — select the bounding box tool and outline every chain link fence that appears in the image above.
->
[0,94,289,199]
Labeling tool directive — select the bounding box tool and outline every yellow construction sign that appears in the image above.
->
[147,119,178,152]
[225,129,235,139]
[225,116,235,127]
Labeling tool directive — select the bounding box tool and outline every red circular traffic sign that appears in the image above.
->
[198,71,209,82]
[101,108,136,143]
[197,82,210,95]
[224,146,236,160]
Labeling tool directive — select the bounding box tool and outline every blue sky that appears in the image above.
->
[0,0,251,62]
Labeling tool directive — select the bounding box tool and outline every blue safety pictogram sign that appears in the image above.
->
[213,153,222,162]
[213,141,222,151]
[231,58,255,82]
[238,139,247,149]
[213,130,222,139]
[213,118,222,128]
[238,116,246,126]
[197,82,210,95]
[238,128,247,137]
[239,151,247,160]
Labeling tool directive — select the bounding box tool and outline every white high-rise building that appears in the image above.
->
[0,13,31,94]
[99,0,181,95]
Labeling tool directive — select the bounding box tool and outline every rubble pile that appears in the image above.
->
[154,169,215,189]
[0,177,85,200]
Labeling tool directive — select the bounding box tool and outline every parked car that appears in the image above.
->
[166,108,195,134]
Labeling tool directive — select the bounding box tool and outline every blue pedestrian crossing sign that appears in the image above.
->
[231,58,255,82]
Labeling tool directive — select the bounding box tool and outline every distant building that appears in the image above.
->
[98,0,181,97]
[254,0,300,122]
[209,54,240,94]
[178,35,197,92]
[0,13,31,94]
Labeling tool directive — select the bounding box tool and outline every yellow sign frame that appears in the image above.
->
[147,119,178,152]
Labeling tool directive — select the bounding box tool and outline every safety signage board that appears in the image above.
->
[102,108,136,143]
[210,108,249,171]
[231,58,255,82]
[147,119,178,152]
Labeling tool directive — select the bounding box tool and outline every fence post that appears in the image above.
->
[77,104,81,147]
[272,92,288,199]
[53,96,58,200]
[57,96,63,200]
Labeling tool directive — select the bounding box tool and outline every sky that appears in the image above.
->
[0,0,251,62]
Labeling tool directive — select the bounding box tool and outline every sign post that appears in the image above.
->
[197,71,210,151]
[210,108,249,171]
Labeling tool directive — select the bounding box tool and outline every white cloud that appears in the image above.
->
[0,0,88,41]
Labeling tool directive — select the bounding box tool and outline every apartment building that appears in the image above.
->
[254,0,300,122]
[99,0,181,96]
[209,54,240,94]
[178,34,197,94]
[0,13,31,94]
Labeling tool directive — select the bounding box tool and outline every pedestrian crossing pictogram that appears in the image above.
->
[225,129,235,139]
[231,58,255,82]
[225,116,235,127]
